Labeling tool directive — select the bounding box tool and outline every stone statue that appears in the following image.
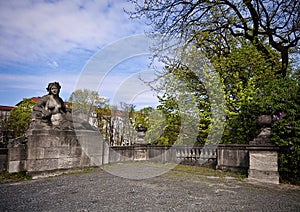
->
[30,82,94,130]
[30,82,72,130]
[250,115,272,145]
[135,124,148,145]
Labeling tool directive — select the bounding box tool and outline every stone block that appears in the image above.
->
[134,148,148,161]
[25,129,105,174]
[59,147,72,157]
[27,147,44,160]
[8,145,27,161]
[71,146,82,156]
[58,157,79,169]
[62,136,79,147]
[249,151,278,171]
[248,169,279,184]
[216,147,248,172]
[8,161,21,173]
[88,154,103,166]
[248,150,279,184]
[8,160,26,173]
[26,159,59,172]
[43,148,60,159]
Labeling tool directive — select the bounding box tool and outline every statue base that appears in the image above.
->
[25,129,104,178]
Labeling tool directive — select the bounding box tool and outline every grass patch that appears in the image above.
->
[63,167,101,175]
[171,164,247,179]
[104,161,247,180]
[0,171,32,184]
[0,163,246,183]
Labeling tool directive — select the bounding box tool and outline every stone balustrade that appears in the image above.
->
[5,138,281,184]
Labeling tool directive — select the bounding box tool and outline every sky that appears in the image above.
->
[0,0,161,109]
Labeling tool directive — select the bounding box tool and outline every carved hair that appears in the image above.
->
[46,82,61,93]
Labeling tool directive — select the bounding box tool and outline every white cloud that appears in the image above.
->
[0,0,157,106]
[0,0,145,63]
[0,72,78,96]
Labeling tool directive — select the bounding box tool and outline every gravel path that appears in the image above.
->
[1,163,299,211]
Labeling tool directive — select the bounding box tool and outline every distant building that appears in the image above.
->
[0,105,14,143]
[15,97,40,106]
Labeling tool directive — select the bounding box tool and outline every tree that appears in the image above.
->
[68,89,108,120]
[129,0,300,77]
[6,98,35,139]
[69,89,108,109]
[151,37,278,145]
[95,104,112,141]
[223,77,300,184]
[134,106,154,128]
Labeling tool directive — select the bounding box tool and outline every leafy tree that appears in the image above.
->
[6,99,35,139]
[130,0,300,184]
[134,106,154,128]
[224,77,300,184]
[68,89,108,120]
[152,39,278,145]
[94,104,112,141]
[129,0,300,77]
[155,97,183,145]
[69,89,107,109]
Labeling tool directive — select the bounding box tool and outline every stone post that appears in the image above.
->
[248,115,280,184]
[134,125,148,161]
[7,137,27,173]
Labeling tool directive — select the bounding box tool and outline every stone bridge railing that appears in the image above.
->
[4,132,281,184]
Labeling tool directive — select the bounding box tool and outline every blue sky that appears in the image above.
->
[0,0,160,109]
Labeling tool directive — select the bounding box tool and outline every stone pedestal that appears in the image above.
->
[247,115,279,184]
[8,137,27,173]
[25,129,104,177]
[134,145,149,161]
[135,125,148,145]
[133,125,148,161]
[248,147,279,184]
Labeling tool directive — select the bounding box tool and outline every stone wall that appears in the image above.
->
[109,145,177,163]
[217,145,249,173]
[0,148,8,173]
[24,129,106,177]
[6,137,281,184]
[7,137,27,173]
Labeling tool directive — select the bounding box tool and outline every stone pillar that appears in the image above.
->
[248,147,280,184]
[134,125,148,161]
[248,115,279,184]
[7,137,27,173]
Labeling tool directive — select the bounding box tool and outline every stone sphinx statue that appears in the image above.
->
[30,82,94,131]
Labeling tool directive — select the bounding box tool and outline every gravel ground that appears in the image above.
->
[0,163,299,211]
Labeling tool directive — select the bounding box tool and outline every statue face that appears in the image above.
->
[50,85,59,95]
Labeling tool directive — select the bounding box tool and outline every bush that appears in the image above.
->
[223,77,300,184]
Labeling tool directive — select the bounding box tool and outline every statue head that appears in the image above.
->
[46,82,61,95]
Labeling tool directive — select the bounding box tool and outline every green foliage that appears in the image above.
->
[0,171,32,183]
[172,164,247,179]
[134,106,154,128]
[69,89,108,111]
[6,98,35,139]
[213,41,280,114]
[260,78,300,184]
[154,99,181,145]
[155,40,278,146]
[224,77,300,184]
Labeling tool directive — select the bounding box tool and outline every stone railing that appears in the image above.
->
[175,145,217,165]
[110,145,217,166]
[6,135,281,184]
